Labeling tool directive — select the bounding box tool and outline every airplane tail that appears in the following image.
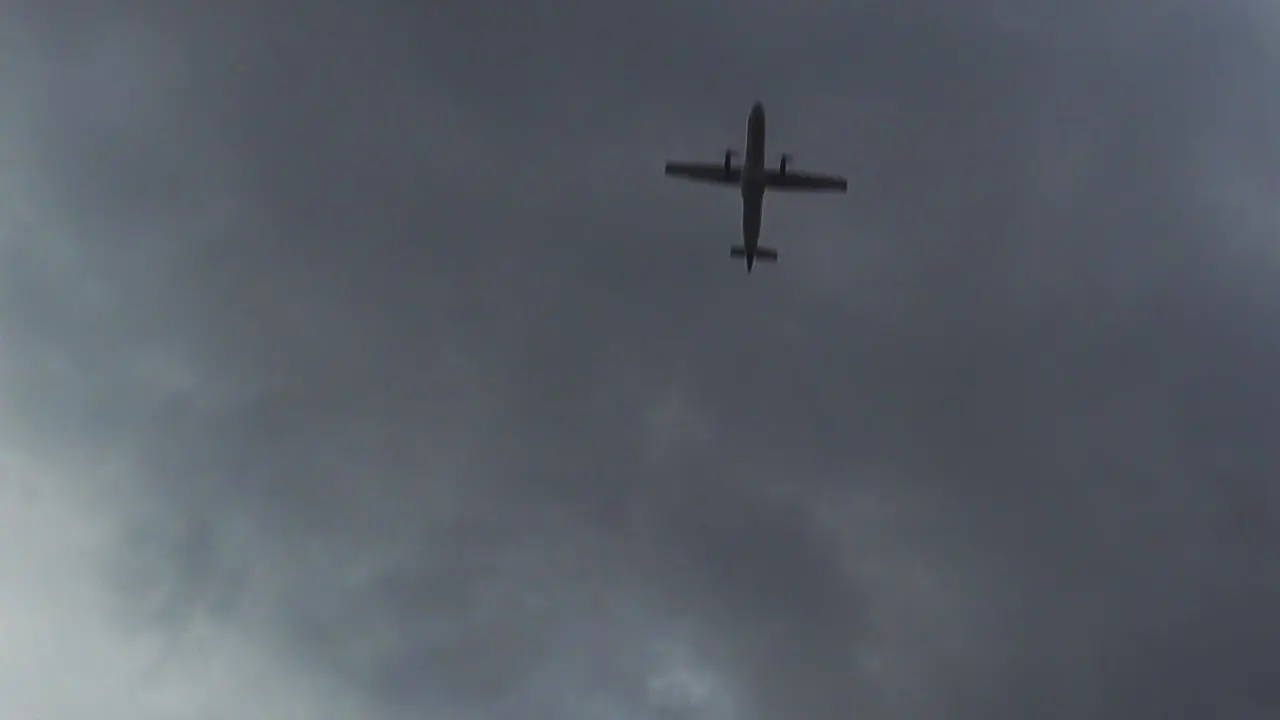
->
[730,245,778,259]
[730,245,777,272]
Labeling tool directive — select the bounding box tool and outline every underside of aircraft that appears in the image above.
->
[664,103,847,272]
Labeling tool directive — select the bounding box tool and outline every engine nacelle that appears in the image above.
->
[724,148,736,177]
[779,154,792,175]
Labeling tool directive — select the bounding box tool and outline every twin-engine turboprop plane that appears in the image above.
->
[664,102,847,272]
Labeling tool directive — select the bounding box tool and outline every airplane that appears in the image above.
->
[664,101,847,272]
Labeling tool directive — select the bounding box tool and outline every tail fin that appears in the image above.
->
[729,246,778,261]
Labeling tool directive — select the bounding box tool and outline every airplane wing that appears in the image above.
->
[764,170,847,192]
[665,161,740,186]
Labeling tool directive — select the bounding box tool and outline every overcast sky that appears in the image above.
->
[1,2,1279,719]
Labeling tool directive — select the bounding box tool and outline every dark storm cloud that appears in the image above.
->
[4,1,1280,718]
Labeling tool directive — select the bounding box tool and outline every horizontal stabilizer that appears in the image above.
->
[729,246,778,260]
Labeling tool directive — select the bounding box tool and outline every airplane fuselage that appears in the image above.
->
[740,102,767,265]
[662,100,846,272]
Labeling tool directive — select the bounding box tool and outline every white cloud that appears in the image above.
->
[0,447,369,720]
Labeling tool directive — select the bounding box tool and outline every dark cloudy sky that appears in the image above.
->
[2,2,1279,718]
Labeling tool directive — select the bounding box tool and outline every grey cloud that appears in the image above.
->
[2,1,1279,719]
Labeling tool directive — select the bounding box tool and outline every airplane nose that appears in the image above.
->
[752,101,765,114]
